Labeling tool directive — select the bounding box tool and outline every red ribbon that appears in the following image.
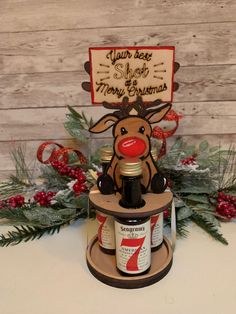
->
[152,109,183,158]
[37,141,87,165]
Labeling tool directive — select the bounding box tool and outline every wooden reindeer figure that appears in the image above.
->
[89,96,171,194]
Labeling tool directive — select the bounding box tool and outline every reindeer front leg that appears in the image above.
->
[97,173,114,195]
[143,157,167,194]
[151,172,167,193]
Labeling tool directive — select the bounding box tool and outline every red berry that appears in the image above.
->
[164,209,170,219]
[39,199,47,206]
[77,173,86,183]
[73,182,80,193]
[79,184,87,192]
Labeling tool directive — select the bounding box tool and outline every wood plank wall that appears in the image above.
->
[0,0,235,179]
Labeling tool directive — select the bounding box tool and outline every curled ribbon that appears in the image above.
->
[37,141,87,165]
[152,109,183,158]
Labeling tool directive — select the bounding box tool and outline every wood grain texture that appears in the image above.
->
[0,65,236,109]
[0,135,235,175]
[0,0,235,177]
[0,22,235,75]
[0,0,235,33]
[0,139,87,171]
[0,106,235,143]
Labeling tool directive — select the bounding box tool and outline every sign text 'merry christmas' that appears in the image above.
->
[89,47,174,103]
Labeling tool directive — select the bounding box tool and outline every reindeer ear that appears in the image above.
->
[89,114,118,133]
[145,103,172,124]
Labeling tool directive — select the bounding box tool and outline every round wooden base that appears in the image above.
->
[89,186,173,218]
[86,236,173,289]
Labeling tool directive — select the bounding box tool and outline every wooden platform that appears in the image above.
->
[89,186,173,218]
[86,236,173,289]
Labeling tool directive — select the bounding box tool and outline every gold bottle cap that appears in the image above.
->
[151,147,158,161]
[100,146,113,163]
[119,158,142,177]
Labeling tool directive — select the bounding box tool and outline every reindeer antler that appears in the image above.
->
[102,97,131,118]
[102,96,171,118]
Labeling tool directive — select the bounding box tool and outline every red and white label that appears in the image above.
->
[96,211,115,250]
[115,219,151,274]
[150,212,163,248]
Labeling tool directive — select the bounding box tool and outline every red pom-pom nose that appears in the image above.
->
[118,137,146,157]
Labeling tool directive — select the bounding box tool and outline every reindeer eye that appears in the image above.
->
[121,127,128,135]
[139,126,145,134]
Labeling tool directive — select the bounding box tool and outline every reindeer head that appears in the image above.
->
[89,97,171,160]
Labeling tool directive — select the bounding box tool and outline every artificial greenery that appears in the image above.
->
[64,105,93,142]
[191,212,228,245]
[0,110,235,246]
[158,138,236,244]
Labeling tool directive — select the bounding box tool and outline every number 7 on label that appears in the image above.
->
[121,236,146,271]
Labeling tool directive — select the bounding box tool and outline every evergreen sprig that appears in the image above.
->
[176,219,189,238]
[0,146,36,200]
[0,225,62,247]
[64,105,93,141]
[191,211,228,245]
[10,146,34,185]
[0,210,87,247]
[0,207,30,225]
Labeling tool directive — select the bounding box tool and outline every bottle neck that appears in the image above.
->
[119,174,145,209]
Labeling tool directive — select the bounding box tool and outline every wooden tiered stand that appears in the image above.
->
[86,186,173,289]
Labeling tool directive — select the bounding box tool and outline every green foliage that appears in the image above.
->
[10,146,34,184]
[0,225,61,247]
[0,210,88,247]
[176,219,189,238]
[0,203,87,228]
[177,206,193,221]
[0,146,36,200]
[40,166,70,190]
[191,211,228,245]
[182,194,209,204]
[0,206,31,225]
[1,110,235,247]
[64,106,93,142]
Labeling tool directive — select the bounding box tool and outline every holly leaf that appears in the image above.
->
[176,186,214,194]
[199,140,209,152]
[193,211,221,227]
[74,194,89,209]
[23,207,77,227]
[174,198,185,208]
[184,145,196,156]
[170,138,184,151]
[64,118,87,142]
[184,194,209,204]
[177,206,193,221]
[209,146,219,153]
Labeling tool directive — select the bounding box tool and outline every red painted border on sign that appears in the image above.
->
[89,46,175,105]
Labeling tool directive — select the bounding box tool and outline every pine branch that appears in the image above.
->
[0,146,37,200]
[0,207,30,225]
[0,225,62,247]
[0,211,86,247]
[0,181,26,200]
[191,211,228,245]
[40,165,70,190]
[218,146,236,191]
[64,106,93,141]
[10,146,34,185]
[176,219,189,238]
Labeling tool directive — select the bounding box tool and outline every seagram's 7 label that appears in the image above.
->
[115,219,151,274]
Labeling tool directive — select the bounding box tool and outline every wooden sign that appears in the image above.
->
[89,46,175,104]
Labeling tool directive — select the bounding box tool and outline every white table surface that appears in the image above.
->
[0,219,235,314]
